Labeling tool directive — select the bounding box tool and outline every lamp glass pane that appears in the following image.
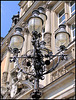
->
[55,32,69,47]
[28,17,42,34]
[10,35,23,50]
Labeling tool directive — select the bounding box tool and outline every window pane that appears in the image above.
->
[73,29,75,37]
[71,4,75,12]
[59,9,64,17]
[72,24,75,30]
[70,1,75,6]
[62,14,65,20]
[59,14,65,23]
[72,11,75,16]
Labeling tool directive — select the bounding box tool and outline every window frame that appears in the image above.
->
[71,23,75,41]
[58,8,65,25]
[69,1,75,17]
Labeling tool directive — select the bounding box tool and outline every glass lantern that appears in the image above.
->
[38,7,47,25]
[28,10,43,35]
[10,27,24,52]
[55,24,70,48]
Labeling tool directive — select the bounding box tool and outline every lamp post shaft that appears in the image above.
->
[34,78,39,92]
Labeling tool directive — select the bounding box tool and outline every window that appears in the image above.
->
[58,8,65,25]
[71,23,75,40]
[70,1,75,16]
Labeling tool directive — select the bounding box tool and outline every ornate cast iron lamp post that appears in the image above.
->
[9,7,70,99]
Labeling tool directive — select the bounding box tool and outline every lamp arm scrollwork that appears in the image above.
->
[43,56,61,75]
[15,57,34,76]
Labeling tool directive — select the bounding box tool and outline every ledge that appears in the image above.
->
[66,14,75,25]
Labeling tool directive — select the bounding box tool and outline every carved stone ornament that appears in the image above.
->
[17,72,23,80]
[11,84,17,98]
[10,68,17,78]
[6,41,8,46]
[44,32,51,47]
[71,46,75,59]
[2,72,8,83]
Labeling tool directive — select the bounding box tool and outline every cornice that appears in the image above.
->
[18,1,27,8]
[41,71,74,93]
[20,1,28,8]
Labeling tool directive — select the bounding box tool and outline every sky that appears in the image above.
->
[1,1,20,38]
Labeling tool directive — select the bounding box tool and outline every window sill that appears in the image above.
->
[66,14,75,25]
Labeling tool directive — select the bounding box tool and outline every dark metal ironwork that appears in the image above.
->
[9,30,68,99]
[8,7,70,100]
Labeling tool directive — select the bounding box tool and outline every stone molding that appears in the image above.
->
[71,46,75,59]
[44,32,51,47]
[2,72,8,84]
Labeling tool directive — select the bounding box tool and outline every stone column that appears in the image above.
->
[45,6,51,33]
[51,10,56,54]
[2,50,10,85]
[44,6,51,50]
[27,33,32,52]
[64,2,69,21]
[6,61,14,84]
[21,28,28,56]
[64,2,69,37]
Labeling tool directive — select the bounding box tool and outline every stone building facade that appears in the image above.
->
[1,1,75,99]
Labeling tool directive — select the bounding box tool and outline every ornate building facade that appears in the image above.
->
[1,1,75,99]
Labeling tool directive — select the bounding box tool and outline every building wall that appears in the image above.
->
[1,57,6,80]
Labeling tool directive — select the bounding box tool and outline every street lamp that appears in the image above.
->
[9,27,24,54]
[55,24,70,51]
[9,7,70,99]
[28,9,43,35]
[38,7,47,26]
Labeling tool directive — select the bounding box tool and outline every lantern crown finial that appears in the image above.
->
[15,27,22,32]
[59,24,66,28]
[32,10,40,16]
[38,7,45,13]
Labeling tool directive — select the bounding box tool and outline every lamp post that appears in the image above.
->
[9,7,70,99]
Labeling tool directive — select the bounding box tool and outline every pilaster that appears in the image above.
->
[51,10,56,54]
[6,58,14,84]
[64,2,69,22]
[44,32,51,50]
[21,28,28,56]
[45,6,51,33]
[27,33,32,52]
[44,6,52,51]
[2,42,10,85]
